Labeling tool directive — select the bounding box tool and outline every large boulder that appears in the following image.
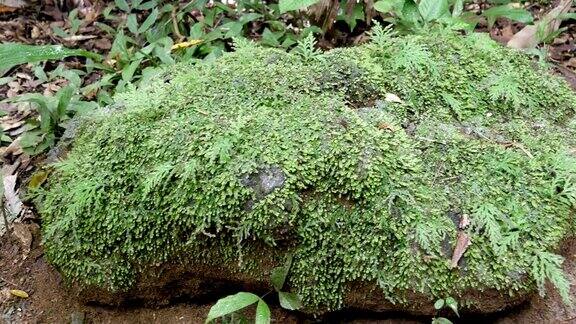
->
[37,29,576,315]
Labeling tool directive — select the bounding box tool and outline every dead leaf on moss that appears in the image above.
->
[384,93,404,104]
[459,214,470,229]
[450,231,471,268]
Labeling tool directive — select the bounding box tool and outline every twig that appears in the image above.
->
[0,275,17,287]
[171,8,185,42]
[1,197,9,234]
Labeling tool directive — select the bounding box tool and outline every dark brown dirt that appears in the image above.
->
[1,223,576,323]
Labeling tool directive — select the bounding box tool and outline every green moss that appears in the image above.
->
[38,30,576,311]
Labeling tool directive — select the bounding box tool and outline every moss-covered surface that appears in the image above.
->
[38,29,576,313]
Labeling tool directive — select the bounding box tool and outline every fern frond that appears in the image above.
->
[392,39,434,73]
[294,33,323,63]
[369,22,397,48]
[232,37,255,52]
[530,251,571,305]
[414,219,447,253]
[472,203,503,253]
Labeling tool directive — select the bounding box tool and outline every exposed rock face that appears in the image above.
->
[37,29,576,315]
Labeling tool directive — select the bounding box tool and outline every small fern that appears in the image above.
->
[369,22,397,48]
[472,203,503,254]
[530,251,572,305]
[294,33,323,63]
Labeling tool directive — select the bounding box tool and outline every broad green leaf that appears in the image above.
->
[137,0,158,10]
[401,0,420,26]
[261,28,281,47]
[278,292,302,310]
[434,298,445,309]
[270,254,293,291]
[127,14,139,34]
[418,0,449,22]
[115,0,130,12]
[239,13,263,24]
[122,58,143,82]
[0,43,101,71]
[255,299,271,324]
[55,85,74,119]
[445,296,459,317]
[205,292,259,323]
[374,0,398,13]
[483,5,533,28]
[138,8,159,34]
[278,0,321,14]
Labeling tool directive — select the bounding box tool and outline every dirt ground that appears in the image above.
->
[1,223,576,324]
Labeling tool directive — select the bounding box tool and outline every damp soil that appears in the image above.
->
[1,223,576,324]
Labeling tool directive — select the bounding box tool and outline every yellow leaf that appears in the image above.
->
[28,170,49,189]
[171,39,203,51]
[9,289,29,298]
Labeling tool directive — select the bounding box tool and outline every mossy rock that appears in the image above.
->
[37,29,576,314]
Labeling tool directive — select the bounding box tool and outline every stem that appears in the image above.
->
[1,197,9,235]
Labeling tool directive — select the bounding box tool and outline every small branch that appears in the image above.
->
[1,197,9,234]
[171,8,185,42]
[0,275,17,287]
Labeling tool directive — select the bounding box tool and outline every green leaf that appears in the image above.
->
[270,254,293,291]
[137,0,157,10]
[445,296,459,317]
[278,0,321,14]
[55,85,74,120]
[0,43,101,71]
[122,58,143,82]
[432,318,453,324]
[418,0,448,22]
[115,0,130,12]
[401,0,421,25]
[127,14,139,34]
[205,292,259,323]
[255,299,271,324]
[278,292,302,310]
[374,0,399,13]
[483,5,533,28]
[261,28,281,47]
[434,298,445,309]
[138,8,159,34]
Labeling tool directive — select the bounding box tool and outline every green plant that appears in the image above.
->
[0,43,101,71]
[206,255,301,323]
[432,297,459,323]
[3,83,97,155]
[373,0,533,33]
[52,8,84,38]
[37,30,576,314]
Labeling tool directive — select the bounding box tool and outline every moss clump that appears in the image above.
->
[38,29,576,312]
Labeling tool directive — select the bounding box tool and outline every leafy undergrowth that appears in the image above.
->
[36,28,576,314]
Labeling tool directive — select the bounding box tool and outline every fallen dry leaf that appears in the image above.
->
[3,174,23,217]
[507,0,572,49]
[171,39,203,51]
[459,213,470,230]
[384,93,404,104]
[11,222,32,259]
[9,289,29,298]
[450,231,471,268]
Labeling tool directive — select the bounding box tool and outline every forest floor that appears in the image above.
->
[1,0,576,323]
